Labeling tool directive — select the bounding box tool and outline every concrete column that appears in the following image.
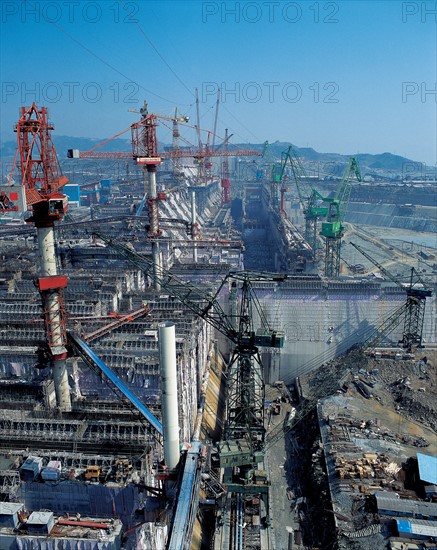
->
[149,166,157,199]
[37,226,71,412]
[52,358,71,411]
[152,241,161,291]
[37,226,57,276]
[142,165,148,196]
[37,226,71,411]
[158,322,180,470]
[148,167,162,291]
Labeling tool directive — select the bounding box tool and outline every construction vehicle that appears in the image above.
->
[101,459,133,482]
[84,465,102,482]
[320,158,361,277]
[83,461,132,483]
[350,242,433,349]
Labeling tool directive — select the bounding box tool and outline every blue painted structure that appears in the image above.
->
[136,193,148,217]
[167,441,203,550]
[68,333,163,435]
[20,456,43,481]
[376,494,437,520]
[63,184,81,205]
[396,518,437,540]
[69,332,203,548]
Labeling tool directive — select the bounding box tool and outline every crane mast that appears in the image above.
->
[321,158,361,277]
[221,129,231,204]
[224,275,282,451]
[257,140,274,182]
[280,146,327,254]
[12,103,71,411]
[171,108,190,181]
[67,101,261,286]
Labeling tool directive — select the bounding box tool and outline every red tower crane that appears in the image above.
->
[11,103,72,411]
[67,110,261,167]
[221,129,231,205]
[68,102,261,231]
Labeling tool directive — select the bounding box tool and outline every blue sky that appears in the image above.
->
[1,0,436,164]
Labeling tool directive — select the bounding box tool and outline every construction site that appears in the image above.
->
[0,101,436,550]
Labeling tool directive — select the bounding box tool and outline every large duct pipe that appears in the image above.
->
[158,322,180,470]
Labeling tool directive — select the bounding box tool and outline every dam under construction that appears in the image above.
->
[0,103,436,550]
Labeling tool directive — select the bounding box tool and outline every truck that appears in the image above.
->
[84,459,132,483]
[84,466,102,482]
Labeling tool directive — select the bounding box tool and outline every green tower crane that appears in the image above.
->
[280,145,327,253]
[321,158,361,277]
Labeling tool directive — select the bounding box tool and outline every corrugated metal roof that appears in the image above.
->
[417,453,437,485]
[376,495,437,518]
[397,518,437,537]
[25,188,43,206]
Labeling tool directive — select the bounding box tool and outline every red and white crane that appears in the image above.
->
[68,101,261,277]
[10,103,71,411]
[221,129,232,205]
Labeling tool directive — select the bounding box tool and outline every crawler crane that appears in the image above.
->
[93,232,286,526]
[350,242,432,349]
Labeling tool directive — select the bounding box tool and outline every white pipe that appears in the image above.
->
[191,190,198,263]
[158,322,180,470]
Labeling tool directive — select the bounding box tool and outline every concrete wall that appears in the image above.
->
[253,282,435,385]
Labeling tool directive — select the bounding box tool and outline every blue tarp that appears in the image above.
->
[417,453,437,485]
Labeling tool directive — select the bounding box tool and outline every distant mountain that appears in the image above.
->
[355,152,414,171]
[243,141,420,175]
[52,135,133,154]
[0,135,429,177]
[0,135,133,161]
[0,140,16,158]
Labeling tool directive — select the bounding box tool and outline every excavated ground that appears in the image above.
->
[301,348,437,433]
[283,347,437,550]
